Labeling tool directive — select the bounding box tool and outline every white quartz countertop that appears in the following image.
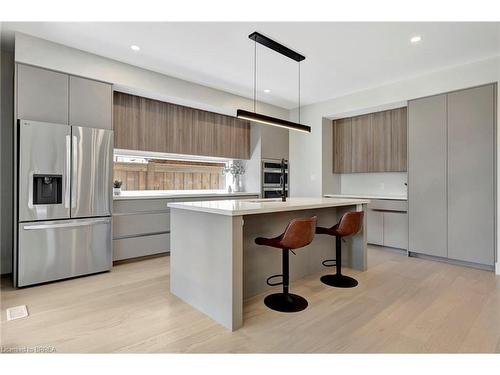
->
[113,190,259,201]
[168,197,369,216]
[324,194,407,201]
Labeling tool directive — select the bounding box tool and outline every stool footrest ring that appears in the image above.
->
[322,259,337,267]
[266,274,284,286]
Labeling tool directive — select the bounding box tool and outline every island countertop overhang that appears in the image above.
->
[167,197,370,216]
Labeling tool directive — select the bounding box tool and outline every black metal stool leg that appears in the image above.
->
[320,236,358,288]
[264,248,308,312]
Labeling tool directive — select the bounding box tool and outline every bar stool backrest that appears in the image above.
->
[336,211,364,237]
[281,216,317,250]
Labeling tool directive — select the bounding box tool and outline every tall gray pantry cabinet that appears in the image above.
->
[408,84,496,267]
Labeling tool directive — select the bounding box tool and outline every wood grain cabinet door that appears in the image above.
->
[390,107,407,171]
[113,91,144,151]
[333,118,352,173]
[143,98,169,153]
[351,114,373,172]
[371,110,392,172]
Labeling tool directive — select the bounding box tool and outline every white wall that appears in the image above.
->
[14,32,288,120]
[289,55,500,273]
[0,49,14,274]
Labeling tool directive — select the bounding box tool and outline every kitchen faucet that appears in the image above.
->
[281,158,287,202]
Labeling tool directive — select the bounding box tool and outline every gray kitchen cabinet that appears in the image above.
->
[17,64,69,124]
[112,194,259,261]
[69,76,113,129]
[261,124,289,160]
[383,211,408,250]
[447,85,495,265]
[366,199,408,250]
[367,209,384,246]
[408,94,448,258]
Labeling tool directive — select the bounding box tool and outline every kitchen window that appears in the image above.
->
[113,154,227,191]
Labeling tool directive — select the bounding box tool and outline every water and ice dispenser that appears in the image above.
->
[33,174,62,205]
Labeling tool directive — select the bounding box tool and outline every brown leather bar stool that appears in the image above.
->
[255,216,317,313]
[316,211,364,288]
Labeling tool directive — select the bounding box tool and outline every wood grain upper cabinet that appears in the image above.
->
[169,104,194,155]
[351,114,373,172]
[17,64,69,124]
[371,110,392,172]
[113,92,250,159]
[390,107,407,171]
[69,76,112,129]
[193,109,217,157]
[332,118,352,173]
[113,91,145,150]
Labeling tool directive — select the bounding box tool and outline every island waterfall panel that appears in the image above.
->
[113,92,250,160]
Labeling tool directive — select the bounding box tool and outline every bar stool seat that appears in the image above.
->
[316,211,364,288]
[255,216,317,313]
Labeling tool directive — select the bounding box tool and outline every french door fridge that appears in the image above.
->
[17,120,113,287]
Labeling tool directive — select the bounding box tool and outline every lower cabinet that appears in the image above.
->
[366,199,408,250]
[367,210,384,246]
[383,211,408,250]
[112,194,258,261]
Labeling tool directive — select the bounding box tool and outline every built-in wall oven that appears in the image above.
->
[262,159,289,198]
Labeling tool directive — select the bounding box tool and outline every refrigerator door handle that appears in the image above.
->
[23,218,111,230]
[65,135,71,208]
[72,135,78,209]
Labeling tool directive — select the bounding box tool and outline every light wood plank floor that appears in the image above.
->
[1,246,499,353]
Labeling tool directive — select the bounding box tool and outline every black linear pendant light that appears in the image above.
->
[236,32,311,133]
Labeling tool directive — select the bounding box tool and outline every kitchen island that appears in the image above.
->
[168,197,369,330]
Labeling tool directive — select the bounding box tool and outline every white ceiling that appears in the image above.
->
[2,22,499,109]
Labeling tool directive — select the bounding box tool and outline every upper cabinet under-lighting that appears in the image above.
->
[332,107,407,173]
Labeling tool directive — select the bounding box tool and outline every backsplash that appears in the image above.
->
[340,172,407,197]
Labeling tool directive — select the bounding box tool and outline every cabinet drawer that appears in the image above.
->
[113,233,170,261]
[368,199,407,212]
[113,211,170,238]
[113,199,170,214]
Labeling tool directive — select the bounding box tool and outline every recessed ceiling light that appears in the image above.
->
[410,35,422,44]
[130,45,140,51]
[264,89,271,93]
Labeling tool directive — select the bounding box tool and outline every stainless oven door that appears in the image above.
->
[18,217,112,286]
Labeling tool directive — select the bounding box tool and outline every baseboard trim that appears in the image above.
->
[409,251,495,272]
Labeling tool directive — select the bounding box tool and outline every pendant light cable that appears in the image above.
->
[298,61,301,124]
[254,39,257,113]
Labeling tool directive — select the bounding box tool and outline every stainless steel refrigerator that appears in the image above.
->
[16,119,113,287]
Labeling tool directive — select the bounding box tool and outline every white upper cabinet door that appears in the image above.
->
[17,64,69,124]
[69,76,112,129]
[447,84,495,266]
